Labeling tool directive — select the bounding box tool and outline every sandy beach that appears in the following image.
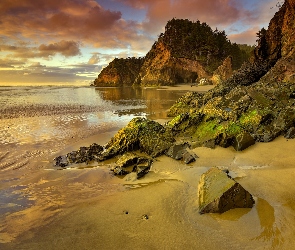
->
[2,135,295,249]
[1,85,295,249]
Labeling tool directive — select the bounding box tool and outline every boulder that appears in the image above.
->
[111,152,153,178]
[54,143,104,167]
[166,143,198,164]
[103,117,175,159]
[198,167,255,214]
[232,132,255,151]
[166,143,189,160]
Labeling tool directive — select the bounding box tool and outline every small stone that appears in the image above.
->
[142,214,149,220]
[285,127,295,139]
[183,151,196,164]
[233,132,255,151]
[53,155,68,168]
[166,143,188,160]
[112,166,130,175]
[135,165,151,179]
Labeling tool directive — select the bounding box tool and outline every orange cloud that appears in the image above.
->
[0,40,81,58]
[39,40,81,57]
[0,0,125,48]
[119,0,247,32]
[88,54,100,65]
[228,26,261,45]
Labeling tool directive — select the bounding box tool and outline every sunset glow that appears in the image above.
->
[0,0,279,85]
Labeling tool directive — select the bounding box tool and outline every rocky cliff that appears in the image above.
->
[93,57,144,86]
[166,0,295,148]
[138,39,209,86]
[93,19,252,87]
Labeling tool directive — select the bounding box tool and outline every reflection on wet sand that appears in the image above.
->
[0,166,125,244]
[253,198,283,248]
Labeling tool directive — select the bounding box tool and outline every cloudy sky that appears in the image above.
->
[0,0,283,85]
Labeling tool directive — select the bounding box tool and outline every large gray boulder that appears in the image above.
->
[198,167,255,214]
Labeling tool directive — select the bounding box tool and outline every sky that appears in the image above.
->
[0,0,283,85]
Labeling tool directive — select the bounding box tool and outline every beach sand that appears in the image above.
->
[1,134,295,250]
[1,84,295,249]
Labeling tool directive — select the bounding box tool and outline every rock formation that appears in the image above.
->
[93,19,252,87]
[166,0,295,148]
[198,167,255,214]
[93,57,144,86]
[211,56,233,85]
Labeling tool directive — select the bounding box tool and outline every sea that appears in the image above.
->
[0,85,188,155]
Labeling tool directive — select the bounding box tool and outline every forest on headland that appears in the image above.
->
[93,18,255,87]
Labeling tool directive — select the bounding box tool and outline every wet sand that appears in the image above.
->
[1,135,295,250]
[1,85,295,249]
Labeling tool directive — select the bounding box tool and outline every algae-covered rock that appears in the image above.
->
[103,117,175,159]
[198,167,255,214]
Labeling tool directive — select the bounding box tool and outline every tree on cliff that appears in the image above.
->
[161,18,251,72]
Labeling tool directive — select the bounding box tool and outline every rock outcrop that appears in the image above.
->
[93,19,252,87]
[166,0,295,148]
[211,56,233,85]
[198,168,255,214]
[93,57,144,86]
[138,40,208,86]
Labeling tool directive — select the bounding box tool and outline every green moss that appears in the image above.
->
[168,102,191,117]
[226,122,242,136]
[193,119,221,141]
[192,119,242,142]
[166,114,183,128]
[239,109,262,127]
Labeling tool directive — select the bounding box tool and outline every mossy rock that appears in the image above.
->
[198,167,255,214]
[103,117,175,159]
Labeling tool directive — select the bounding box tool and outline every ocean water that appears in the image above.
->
[0,85,187,151]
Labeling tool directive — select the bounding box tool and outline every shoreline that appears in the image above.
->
[1,85,295,249]
[2,135,295,249]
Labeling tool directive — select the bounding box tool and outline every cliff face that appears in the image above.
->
[93,57,144,87]
[211,56,233,85]
[138,19,248,86]
[254,0,295,84]
[138,40,208,86]
[167,0,295,148]
[93,19,252,87]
